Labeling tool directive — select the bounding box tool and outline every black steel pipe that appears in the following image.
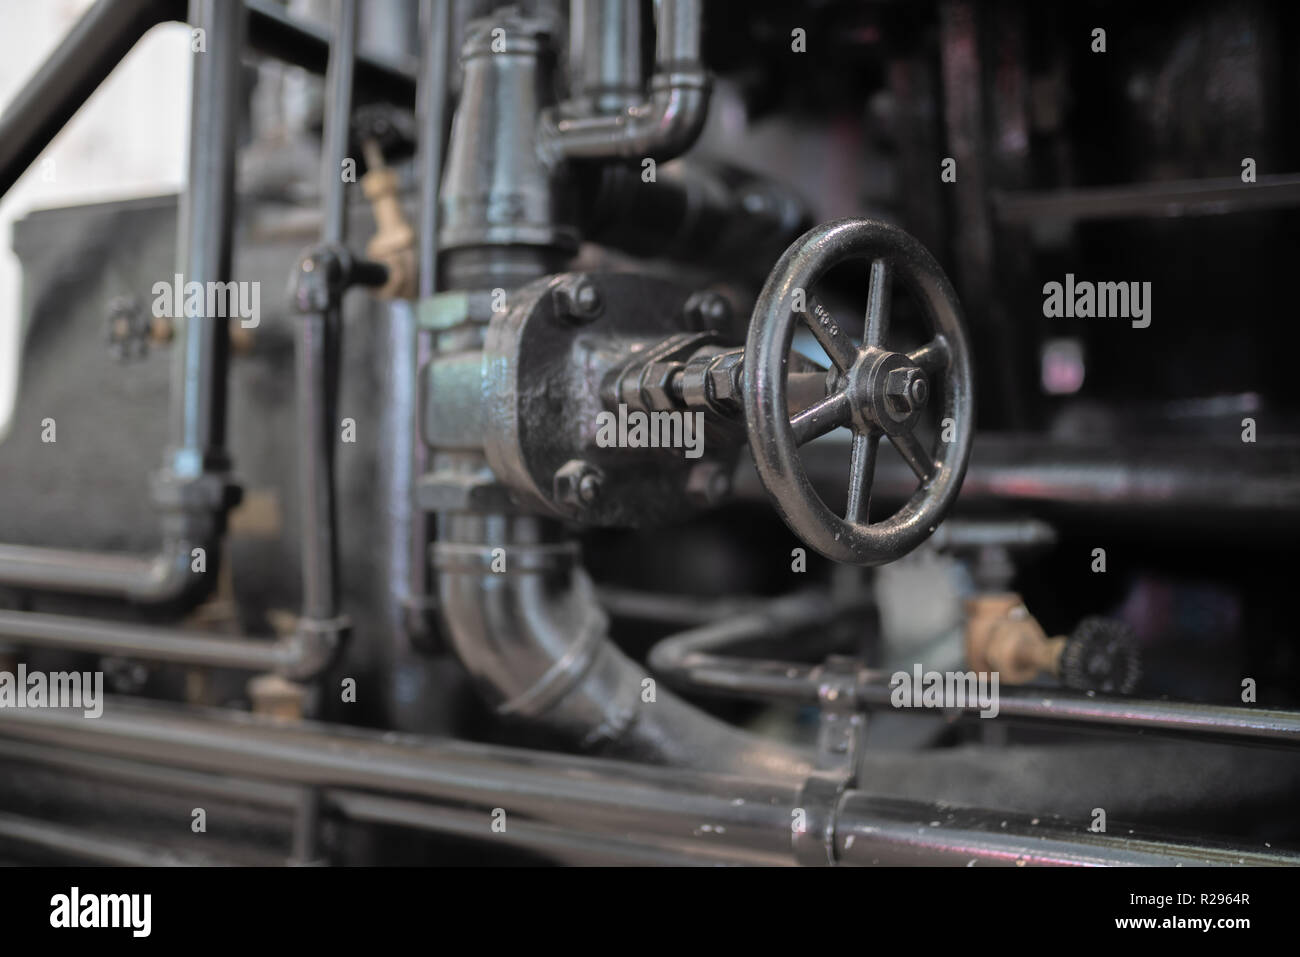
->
[401,0,453,645]
[296,306,341,625]
[0,609,333,678]
[0,0,243,605]
[648,590,846,702]
[0,546,195,602]
[0,698,802,859]
[599,587,766,627]
[0,0,172,198]
[0,811,220,866]
[993,174,1300,224]
[833,794,1296,867]
[169,0,243,477]
[295,0,359,629]
[320,0,358,248]
[434,514,812,783]
[0,698,1292,866]
[416,0,452,297]
[540,0,710,162]
[326,792,788,866]
[0,737,782,865]
[0,0,416,199]
[855,680,1300,748]
[742,434,1300,532]
[243,0,416,107]
[648,592,1300,748]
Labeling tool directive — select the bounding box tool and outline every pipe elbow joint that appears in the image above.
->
[127,542,213,606]
[278,616,349,681]
[539,70,711,165]
[635,72,710,161]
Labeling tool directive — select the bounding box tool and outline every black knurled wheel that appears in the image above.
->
[743,218,975,566]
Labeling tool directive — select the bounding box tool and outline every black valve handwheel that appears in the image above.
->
[743,218,975,566]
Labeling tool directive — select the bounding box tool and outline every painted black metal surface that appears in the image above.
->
[744,218,975,565]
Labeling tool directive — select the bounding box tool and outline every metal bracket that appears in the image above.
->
[794,655,867,866]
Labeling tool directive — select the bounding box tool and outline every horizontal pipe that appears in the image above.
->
[753,433,1300,529]
[243,0,416,106]
[0,737,778,865]
[856,680,1300,748]
[994,174,1300,224]
[0,697,803,858]
[8,732,1277,867]
[598,587,765,626]
[0,737,299,809]
[0,810,219,866]
[0,697,1291,865]
[328,792,787,866]
[648,592,1300,748]
[648,590,846,701]
[834,794,1296,867]
[0,545,198,602]
[0,609,331,679]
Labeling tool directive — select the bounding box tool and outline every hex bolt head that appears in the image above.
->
[553,276,604,324]
[884,368,928,419]
[706,353,744,407]
[554,459,604,510]
[683,291,733,331]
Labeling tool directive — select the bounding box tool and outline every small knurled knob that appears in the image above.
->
[1059,616,1141,695]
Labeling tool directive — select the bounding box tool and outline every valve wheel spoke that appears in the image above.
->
[908,336,951,376]
[800,294,859,373]
[845,430,880,524]
[889,429,934,483]
[790,389,852,445]
[864,258,893,348]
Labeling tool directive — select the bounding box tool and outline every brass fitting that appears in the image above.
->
[361,140,417,299]
[964,593,1066,685]
[247,672,308,720]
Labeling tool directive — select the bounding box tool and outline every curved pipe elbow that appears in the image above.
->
[0,536,220,610]
[434,528,809,783]
[636,77,710,161]
[540,73,711,164]
[127,537,221,608]
[277,619,346,681]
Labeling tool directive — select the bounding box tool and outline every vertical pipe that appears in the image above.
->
[295,310,338,622]
[297,0,359,625]
[292,0,361,865]
[289,787,325,864]
[319,0,359,248]
[571,0,642,115]
[417,0,452,295]
[406,0,452,640]
[169,0,244,479]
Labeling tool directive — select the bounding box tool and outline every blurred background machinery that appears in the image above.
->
[0,0,1297,865]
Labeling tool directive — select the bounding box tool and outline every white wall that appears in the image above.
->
[0,1,191,442]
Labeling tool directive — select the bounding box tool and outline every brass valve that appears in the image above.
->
[965,593,1065,684]
[965,593,1141,694]
[361,139,416,300]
